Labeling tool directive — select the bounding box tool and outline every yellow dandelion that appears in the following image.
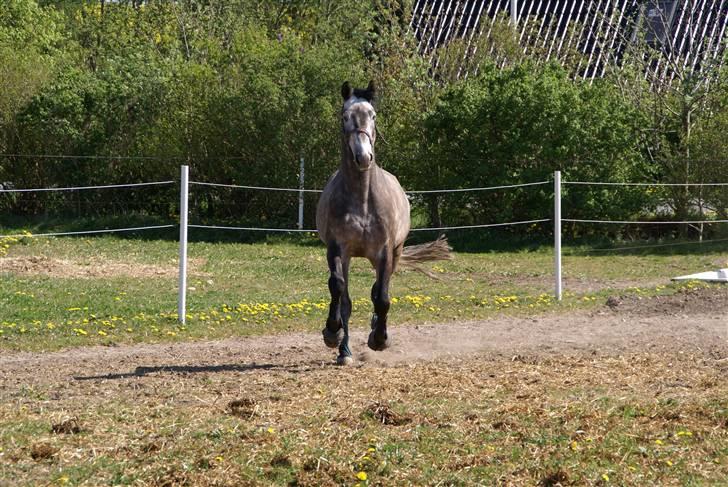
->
[356,471,368,481]
[602,473,610,481]
[654,439,663,445]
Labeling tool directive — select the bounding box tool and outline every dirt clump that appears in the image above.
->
[51,417,82,434]
[30,443,57,461]
[363,401,412,426]
[227,398,258,418]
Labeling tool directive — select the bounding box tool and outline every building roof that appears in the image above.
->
[411,0,727,81]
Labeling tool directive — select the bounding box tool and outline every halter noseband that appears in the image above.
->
[346,127,374,143]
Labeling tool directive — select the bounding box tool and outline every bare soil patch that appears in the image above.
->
[0,286,725,386]
[0,255,208,279]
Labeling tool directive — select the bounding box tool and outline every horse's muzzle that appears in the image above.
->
[355,152,373,171]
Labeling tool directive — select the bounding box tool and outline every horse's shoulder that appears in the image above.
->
[376,168,407,196]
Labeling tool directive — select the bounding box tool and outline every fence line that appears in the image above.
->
[3,165,728,326]
[563,218,728,224]
[189,224,316,233]
[409,219,550,231]
[190,181,323,193]
[572,237,728,253]
[187,219,552,234]
[564,181,728,187]
[188,179,550,194]
[0,181,174,193]
[0,224,175,239]
[405,181,550,194]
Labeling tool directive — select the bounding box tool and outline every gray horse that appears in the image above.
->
[316,81,450,365]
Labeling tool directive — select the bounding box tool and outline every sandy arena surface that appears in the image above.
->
[1,287,726,387]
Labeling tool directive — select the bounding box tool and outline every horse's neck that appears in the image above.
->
[340,152,377,214]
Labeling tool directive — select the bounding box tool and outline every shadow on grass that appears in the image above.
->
[73,361,328,381]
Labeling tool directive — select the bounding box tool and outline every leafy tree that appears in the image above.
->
[419,62,650,232]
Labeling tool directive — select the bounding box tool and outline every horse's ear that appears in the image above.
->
[363,80,376,102]
[341,81,353,100]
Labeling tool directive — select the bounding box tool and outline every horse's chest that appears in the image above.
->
[343,213,374,237]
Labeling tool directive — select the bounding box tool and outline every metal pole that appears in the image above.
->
[298,156,305,230]
[554,170,562,300]
[511,0,518,27]
[178,165,189,323]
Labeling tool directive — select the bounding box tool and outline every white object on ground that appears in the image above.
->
[672,268,728,283]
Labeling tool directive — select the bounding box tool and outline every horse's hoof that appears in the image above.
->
[322,327,344,348]
[336,355,354,366]
[367,330,390,351]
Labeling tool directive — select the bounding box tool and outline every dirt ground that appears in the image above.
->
[1,286,726,385]
[1,287,727,486]
[0,255,209,279]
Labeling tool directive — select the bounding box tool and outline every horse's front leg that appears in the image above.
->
[368,245,397,351]
[323,241,344,348]
[322,242,354,365]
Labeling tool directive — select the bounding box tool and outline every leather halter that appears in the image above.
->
[345,127,374,143]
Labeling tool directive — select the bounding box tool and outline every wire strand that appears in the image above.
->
[189,224,316,233]
[563,218,728,224]
[406,181,551,194]
[189,181,323,193]
[564,181,728,187]
[0,225,175,239]
[189,180,551,194]
[571,237,728,253]
[410,219,551,231]
[189,219,552,234]
[0,181,175,193]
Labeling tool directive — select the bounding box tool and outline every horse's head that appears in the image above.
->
[341,81,377,171]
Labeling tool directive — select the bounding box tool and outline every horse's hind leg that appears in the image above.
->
[323,242,345,349]
[368,245,396,351]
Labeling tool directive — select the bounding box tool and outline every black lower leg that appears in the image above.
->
[323,242,344,349]
[338,291,352,360]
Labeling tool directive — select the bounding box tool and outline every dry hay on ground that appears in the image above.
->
[0,287,726,485]
[1,352,726,486]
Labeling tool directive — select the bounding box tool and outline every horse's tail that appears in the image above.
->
[398,235,452,278]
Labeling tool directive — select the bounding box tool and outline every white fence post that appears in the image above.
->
[298,156,305,230]
[554,170,562,301]
[178,165,189,324]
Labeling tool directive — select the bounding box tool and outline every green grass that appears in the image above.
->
[1,231,726,351]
